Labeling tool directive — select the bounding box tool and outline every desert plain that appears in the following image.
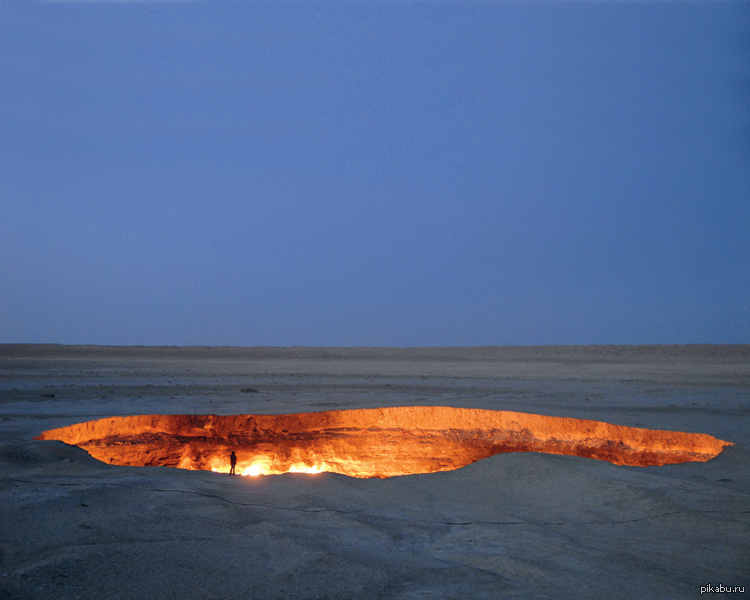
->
[1,344,748,600]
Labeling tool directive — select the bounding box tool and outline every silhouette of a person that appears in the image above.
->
[229,450,237,476]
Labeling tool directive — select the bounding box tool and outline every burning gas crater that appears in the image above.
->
[35,407,731,479]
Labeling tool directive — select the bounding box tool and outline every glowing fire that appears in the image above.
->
[242,465,265,476]
[34,407,732,478]
[210,460,326,476]
[244,462,325,476]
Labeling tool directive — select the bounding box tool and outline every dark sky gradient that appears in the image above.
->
[1,1,748,346]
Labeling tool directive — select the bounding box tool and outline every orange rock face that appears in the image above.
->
[35,407,732,478]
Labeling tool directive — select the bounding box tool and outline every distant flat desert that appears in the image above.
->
[1,345,748,599]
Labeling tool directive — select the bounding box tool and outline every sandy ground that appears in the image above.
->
[1,344,748,600]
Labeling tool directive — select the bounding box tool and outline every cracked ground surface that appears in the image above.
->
[1,345,748,599]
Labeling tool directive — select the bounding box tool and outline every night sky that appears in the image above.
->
[1,1,748,346]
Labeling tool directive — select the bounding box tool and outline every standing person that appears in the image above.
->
[229,450,237,476]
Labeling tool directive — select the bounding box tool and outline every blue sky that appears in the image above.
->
[1,0,748,346]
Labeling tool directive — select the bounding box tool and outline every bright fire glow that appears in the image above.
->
[210,460,326,476]
[34,407,733,478]
[242,464,264,477]
[240,461,326,476]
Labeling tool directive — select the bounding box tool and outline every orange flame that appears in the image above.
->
[34,407,732,478]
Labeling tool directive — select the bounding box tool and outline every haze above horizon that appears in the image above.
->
[1,1,748,347]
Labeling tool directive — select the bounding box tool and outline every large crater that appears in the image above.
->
[35,406,731,478]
